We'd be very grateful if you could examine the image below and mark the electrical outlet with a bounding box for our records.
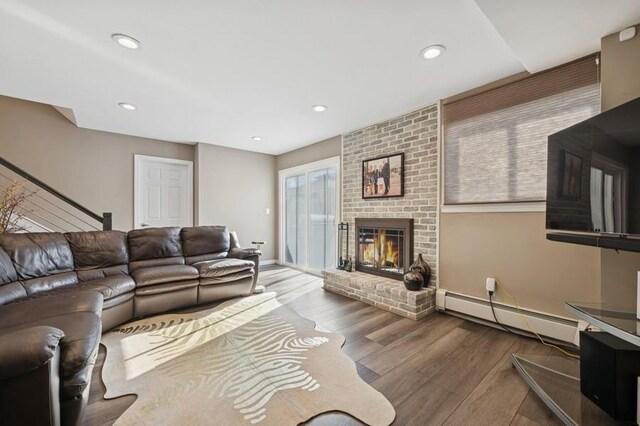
[486,277,496,295]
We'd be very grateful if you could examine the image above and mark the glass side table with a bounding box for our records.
[565,302,640,347]
[511,354,625,425]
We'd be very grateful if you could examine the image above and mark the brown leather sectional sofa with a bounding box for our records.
[0,226,261,426]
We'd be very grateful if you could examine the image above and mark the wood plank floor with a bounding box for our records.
[85,266,562,426]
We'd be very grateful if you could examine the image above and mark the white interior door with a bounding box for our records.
[134,155,193,229]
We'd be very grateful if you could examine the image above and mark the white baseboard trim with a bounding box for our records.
[438,290,578,344]
[260,259,277,266]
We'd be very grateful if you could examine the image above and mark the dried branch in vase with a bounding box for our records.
[0,180,38,233]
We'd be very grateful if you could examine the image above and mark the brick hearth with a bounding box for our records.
[323,269,435,320]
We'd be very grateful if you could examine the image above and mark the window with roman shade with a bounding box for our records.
[443,55,601,205]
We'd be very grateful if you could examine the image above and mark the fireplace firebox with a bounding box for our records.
[355,218,413,280]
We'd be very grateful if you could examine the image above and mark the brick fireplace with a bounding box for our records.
[342,103,439,286]
[355,218,413,280]
[322,103,438,320]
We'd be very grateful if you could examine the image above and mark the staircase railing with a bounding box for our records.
[0,156,112,232]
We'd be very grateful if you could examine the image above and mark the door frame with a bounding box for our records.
[134,154,194,229]
[278,156,341,273]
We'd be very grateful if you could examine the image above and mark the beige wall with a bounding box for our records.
[0,95,194,231]
[196,143,277,260]
[599,24,640,306]
[440,212,601,317]
[601,249,639,309]
[601,24,640,111]
[276,136,341,171]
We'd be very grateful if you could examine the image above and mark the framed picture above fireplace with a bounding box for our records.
[362,153,404,199]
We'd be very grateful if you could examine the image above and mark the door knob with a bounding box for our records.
[141,223,151,227]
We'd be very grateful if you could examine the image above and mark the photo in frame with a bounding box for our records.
[362,153,404,199]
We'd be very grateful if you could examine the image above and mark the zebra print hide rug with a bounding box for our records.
[101,292,396,425]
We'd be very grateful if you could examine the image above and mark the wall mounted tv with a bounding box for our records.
[546,96,640,238]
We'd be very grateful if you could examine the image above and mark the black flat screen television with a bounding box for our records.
[546,96,640,236]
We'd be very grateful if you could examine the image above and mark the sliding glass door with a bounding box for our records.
[285,174,306,265]
[281,157,340,273]
[308,167,337,270]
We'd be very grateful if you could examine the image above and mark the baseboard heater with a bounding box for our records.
[436,289,579,345]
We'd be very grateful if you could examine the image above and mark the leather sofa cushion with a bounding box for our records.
[185,252,227,265]
[229,231,241,249]
[79,275,135,300]
[76,264,129,282]
[128,227,182,261]
[65,230,129,270]
[0,246,17,284]
[0,282,27,305]
[0,232,74,279]
[194,258,254,278]
[102,292,134,309]
[0,248,24,305]
[135,280,199,296]
[181,226,230,257]
[21,271,78,296]
[131,264,199,287]
[0,291,103,330]
[129,256,184,273]
[200,270,254,286]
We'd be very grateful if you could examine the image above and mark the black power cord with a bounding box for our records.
[488,292,518,336]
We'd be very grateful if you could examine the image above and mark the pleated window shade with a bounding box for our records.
[443,55,601,205]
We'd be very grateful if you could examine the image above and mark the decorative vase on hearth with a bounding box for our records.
[410,253,431,287]
[345,257,353,272]
[403,270,424,291]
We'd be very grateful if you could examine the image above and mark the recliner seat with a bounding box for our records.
[181,226,256,303]
[128,227,199,317]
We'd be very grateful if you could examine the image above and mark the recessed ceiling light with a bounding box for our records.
[312,105,327,112]
[420,44,446,60]
[118,102,137,110]
[111,33,142,50]
[252,136,263,141]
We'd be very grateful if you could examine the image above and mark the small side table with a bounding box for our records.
[251,241,266,294]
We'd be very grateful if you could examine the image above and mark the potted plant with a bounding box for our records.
[0,180,37,233]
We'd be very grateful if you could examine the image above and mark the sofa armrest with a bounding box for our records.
[227,249,261,292]
[0,326,64,380]
[227,248,262,259]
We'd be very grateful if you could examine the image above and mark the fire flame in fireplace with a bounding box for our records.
[361,231,400,269]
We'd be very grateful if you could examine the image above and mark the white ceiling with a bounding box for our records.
[0,1,639,155]
[475,0,640,73]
